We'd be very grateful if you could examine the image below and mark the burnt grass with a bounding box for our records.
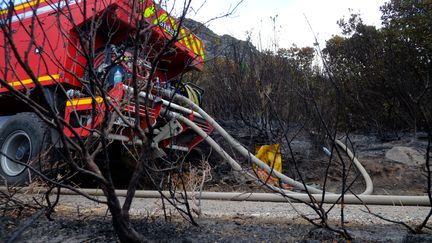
[3,215,432,242]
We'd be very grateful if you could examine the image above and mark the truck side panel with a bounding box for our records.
[0,0,205,92]
[0,0,73,92]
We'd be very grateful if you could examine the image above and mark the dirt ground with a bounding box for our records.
[208,126,430,196]
[291,132,429,196]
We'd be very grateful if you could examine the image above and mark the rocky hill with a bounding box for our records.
[183,18,256,59]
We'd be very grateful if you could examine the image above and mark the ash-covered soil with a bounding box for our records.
[3,215,432,243]
[2,193,432,242]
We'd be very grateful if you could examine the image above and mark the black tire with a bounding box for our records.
[0,112,50,185]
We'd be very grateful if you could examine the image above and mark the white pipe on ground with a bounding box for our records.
[162,91,374,195]
[0,187,429,206]
[168,111,319,194]
[335,139,374,195]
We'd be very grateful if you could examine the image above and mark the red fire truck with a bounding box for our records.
[0,0,212,184]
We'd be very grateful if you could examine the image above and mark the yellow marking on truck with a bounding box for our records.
[180,28,191,49]
[0,0,46,15]
[8,74,60,87]
[153,13,177,36]
[142,2,202,58]
[153,12,168,25]
[143,4,156,18]
[189,34,199,55]
[66,97,104,107]
[195,38,205,60]
[169,16,178,32]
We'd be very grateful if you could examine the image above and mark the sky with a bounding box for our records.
[168,0,389,50]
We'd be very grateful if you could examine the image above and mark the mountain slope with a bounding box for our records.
[183,18,256,58]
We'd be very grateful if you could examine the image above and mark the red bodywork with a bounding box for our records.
[0,0,212,153]
[0,0,204,92]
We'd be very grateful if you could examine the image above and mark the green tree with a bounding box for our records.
[380,0,432,131]
[323,2,432,131]
[381,0,432,64]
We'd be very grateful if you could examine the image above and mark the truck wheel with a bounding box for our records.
[0,112,50,185]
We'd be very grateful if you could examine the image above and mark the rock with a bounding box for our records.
[385,146,425,166]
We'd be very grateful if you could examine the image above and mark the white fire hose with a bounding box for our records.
[160,89,373,195]
[3,86,425,207]
[119,85,431,206]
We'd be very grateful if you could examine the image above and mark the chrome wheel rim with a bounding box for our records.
[1,131,31,176]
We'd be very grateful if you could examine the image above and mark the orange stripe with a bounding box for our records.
[0,0,46,15]
[7,74,60,87]
[66,97,104,107]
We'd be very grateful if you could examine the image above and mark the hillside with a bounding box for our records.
[183,18,256,58]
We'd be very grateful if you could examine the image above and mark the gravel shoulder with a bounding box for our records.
[54,195,431,226]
